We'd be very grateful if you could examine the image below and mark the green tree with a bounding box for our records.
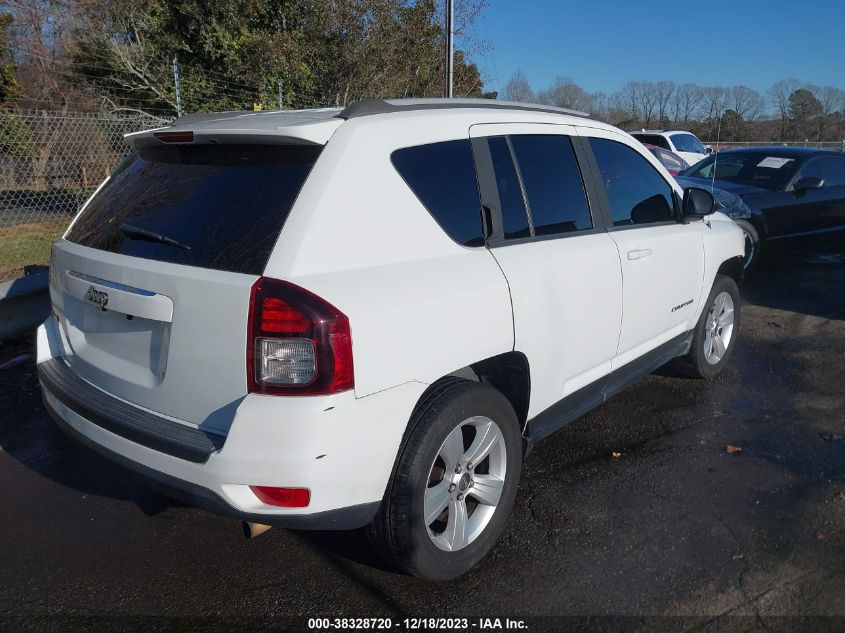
[0,12,20,105]
[787,88,823,139]
[70,0,488,116]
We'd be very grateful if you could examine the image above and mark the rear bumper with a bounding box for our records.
[42,395,378,530]
[37,316,426,530]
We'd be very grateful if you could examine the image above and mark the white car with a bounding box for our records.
[630,129,709,166]
[37,99,744,581]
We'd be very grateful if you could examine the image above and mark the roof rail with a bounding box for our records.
[337,98,591,120]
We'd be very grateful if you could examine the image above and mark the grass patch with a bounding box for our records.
[0,220,67,282]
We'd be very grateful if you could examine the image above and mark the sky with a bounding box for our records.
[467,0,845,96]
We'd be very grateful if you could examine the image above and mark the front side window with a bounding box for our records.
[509,135,592,235]
[589,138,676,226]
[794,156,845,188]
[392,140,484,247]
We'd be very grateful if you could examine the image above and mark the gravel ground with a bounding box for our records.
[0,250,843,632]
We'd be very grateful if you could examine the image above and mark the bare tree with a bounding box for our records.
[587,91,608,120]
[697,86,728,139]
[812,85,845,114]
[730,85,764,122]
[503,69,534,102]
[620,81,640,122]
[671,83,702,124]
[654,80,675,127]
[767,78,800,138]
[628,81,658,127]
[807,84,845,140]
[537,75,590,111]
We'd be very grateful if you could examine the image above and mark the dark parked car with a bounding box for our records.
[675,176,752,223]
[679,147,845,268]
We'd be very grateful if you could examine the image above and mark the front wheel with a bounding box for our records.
[368,380,522,581]
[671,275,741,379]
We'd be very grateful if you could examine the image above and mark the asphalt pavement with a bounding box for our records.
[0,250,843,632]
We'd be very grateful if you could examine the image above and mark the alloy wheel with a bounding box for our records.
[424,416,507,552]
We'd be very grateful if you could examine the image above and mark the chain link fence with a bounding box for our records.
[704,140,845,151]
[0,110,169,281]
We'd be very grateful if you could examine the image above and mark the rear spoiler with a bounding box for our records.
[124,110,343,149]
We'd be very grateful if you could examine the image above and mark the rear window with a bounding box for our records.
[632,134,671,150]
[391,140,484,247]
[66,143,321,275]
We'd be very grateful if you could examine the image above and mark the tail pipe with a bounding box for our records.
[242,521,272,539]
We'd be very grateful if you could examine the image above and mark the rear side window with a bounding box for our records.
[589,138,676,226]
[66,144,321,275]
[796,156,845,188]
[391,140,484,247]
[487,137,531,239]
[509,135,592,235]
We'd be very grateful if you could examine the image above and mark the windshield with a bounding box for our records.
[680,152,799,191]
[66,143,321,275]
[670,133,705,154]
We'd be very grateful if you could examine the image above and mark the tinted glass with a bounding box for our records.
[656,149,686,170]
[796,157,845,188]
[632,134,671,150]
[589,138,675,226]
[488,136,531,239]
[671,133,705,154]
[66,144,321,275]
[392,140,484,247]
[682,152,799,191]
[509,135,592,235]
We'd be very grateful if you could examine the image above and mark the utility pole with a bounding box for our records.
[172,55,184,117]
[444,0,454,98]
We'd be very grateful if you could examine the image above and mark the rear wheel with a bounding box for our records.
[369,380,521,581]
[671,275,741,379]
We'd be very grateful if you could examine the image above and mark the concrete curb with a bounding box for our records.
[0,268,50,340]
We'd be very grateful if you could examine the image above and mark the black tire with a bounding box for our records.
[671,275,741,379]
[368,379,522,581]
[735,220,761,270]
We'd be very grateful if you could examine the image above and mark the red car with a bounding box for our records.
[642,143,689,175]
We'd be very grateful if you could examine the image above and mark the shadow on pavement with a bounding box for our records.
[742,249,845,322]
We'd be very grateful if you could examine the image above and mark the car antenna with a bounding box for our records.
[711,75,728,192]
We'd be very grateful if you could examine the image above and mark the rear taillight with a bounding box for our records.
[247,277,353,396]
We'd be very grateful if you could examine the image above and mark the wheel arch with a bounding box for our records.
[410,351,531,436]
[717,255,744,288]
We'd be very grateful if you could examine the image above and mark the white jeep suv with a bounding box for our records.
[37,99,744,581]
[630,129,709,166]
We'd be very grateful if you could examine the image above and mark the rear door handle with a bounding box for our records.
[627,248,653,261]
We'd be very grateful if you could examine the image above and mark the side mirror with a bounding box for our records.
[682,187,716,218]
[793,176,823,192]
[706,147,713,154]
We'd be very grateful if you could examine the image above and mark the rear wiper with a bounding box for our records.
[119,223,191,251]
